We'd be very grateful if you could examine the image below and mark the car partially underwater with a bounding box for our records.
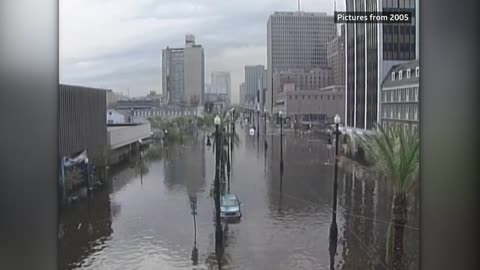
[220,193,242,222]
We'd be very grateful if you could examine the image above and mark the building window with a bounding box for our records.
[406,69,411,78]
[404,124,409,131]
[415,67,419,77]
[391,72,396,81]
[415,88,419,101]
[399,70,403,80]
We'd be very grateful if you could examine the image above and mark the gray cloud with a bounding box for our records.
[60,0,337,101]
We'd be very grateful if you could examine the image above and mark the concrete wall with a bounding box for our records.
[59,84,107,158]
[107,123,152,150]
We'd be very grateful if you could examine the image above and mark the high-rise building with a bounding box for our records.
[327,24,345,86]
[162,47,184,105]
[245,65,266,108]
[211,71,231,107]
[344,0,417,130]
[162,34,204,106]
[183,34,205,106]
[267,11,337,113]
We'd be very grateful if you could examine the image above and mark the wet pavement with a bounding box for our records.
[59,124,419,270]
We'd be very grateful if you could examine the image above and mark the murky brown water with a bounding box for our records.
[58,125,419,270]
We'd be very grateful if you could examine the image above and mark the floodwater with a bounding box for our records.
[59,124,419,270]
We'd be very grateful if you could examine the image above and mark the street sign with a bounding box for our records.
[249,128,255,136]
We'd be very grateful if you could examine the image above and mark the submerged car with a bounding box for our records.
[220,194,242,220]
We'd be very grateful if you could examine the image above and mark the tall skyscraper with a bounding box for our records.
[267,11,337,113]
[245,65,266,107]
[162,34,204,106]
[162,47,184,105]
[183,34,205,106]
[211,71,231,107]
[344,0,417,130]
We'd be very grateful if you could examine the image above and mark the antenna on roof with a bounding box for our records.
[334,0,337,13]
[297,0,301,12]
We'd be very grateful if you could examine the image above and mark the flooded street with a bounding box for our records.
[59,125,419,270]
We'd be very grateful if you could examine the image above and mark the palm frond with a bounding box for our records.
[355,124,419,195]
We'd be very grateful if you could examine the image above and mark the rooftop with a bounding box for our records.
[382,60,419,88]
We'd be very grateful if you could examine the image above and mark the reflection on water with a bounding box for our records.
[59,127,419,270]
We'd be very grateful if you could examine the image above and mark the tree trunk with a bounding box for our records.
[388,192,408,270]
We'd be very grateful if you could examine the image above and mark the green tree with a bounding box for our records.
[355,125,419,270]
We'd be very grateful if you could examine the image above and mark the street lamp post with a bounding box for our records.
[279,111,284,173]
[257,106,260,140]
[213,115,223,252]
[164,129,168,147]
[225,112,231,191]
[329,114,341,270]
[333,114,341,213]
[231,109,235,155]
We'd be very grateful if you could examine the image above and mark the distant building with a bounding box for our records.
[272,68,332,113]
[162,35,204,107]
[147,90,164,103]
[107,109,127,124]
[183,34,205,106]
[239,82,246,106]
[244,65,266,108]
[162,47,184,105]
[210,71,231,107]
[112,99,195,121]
[380,60,419,133]
[106,89,127,108]
[282,85,345,125]
[59,84,107,159]
[327,24,345,86]
[267,11,336,113]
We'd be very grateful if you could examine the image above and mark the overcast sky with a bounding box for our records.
[60,0,344,102]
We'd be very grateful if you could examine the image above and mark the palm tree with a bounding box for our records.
[355,124,419,270]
